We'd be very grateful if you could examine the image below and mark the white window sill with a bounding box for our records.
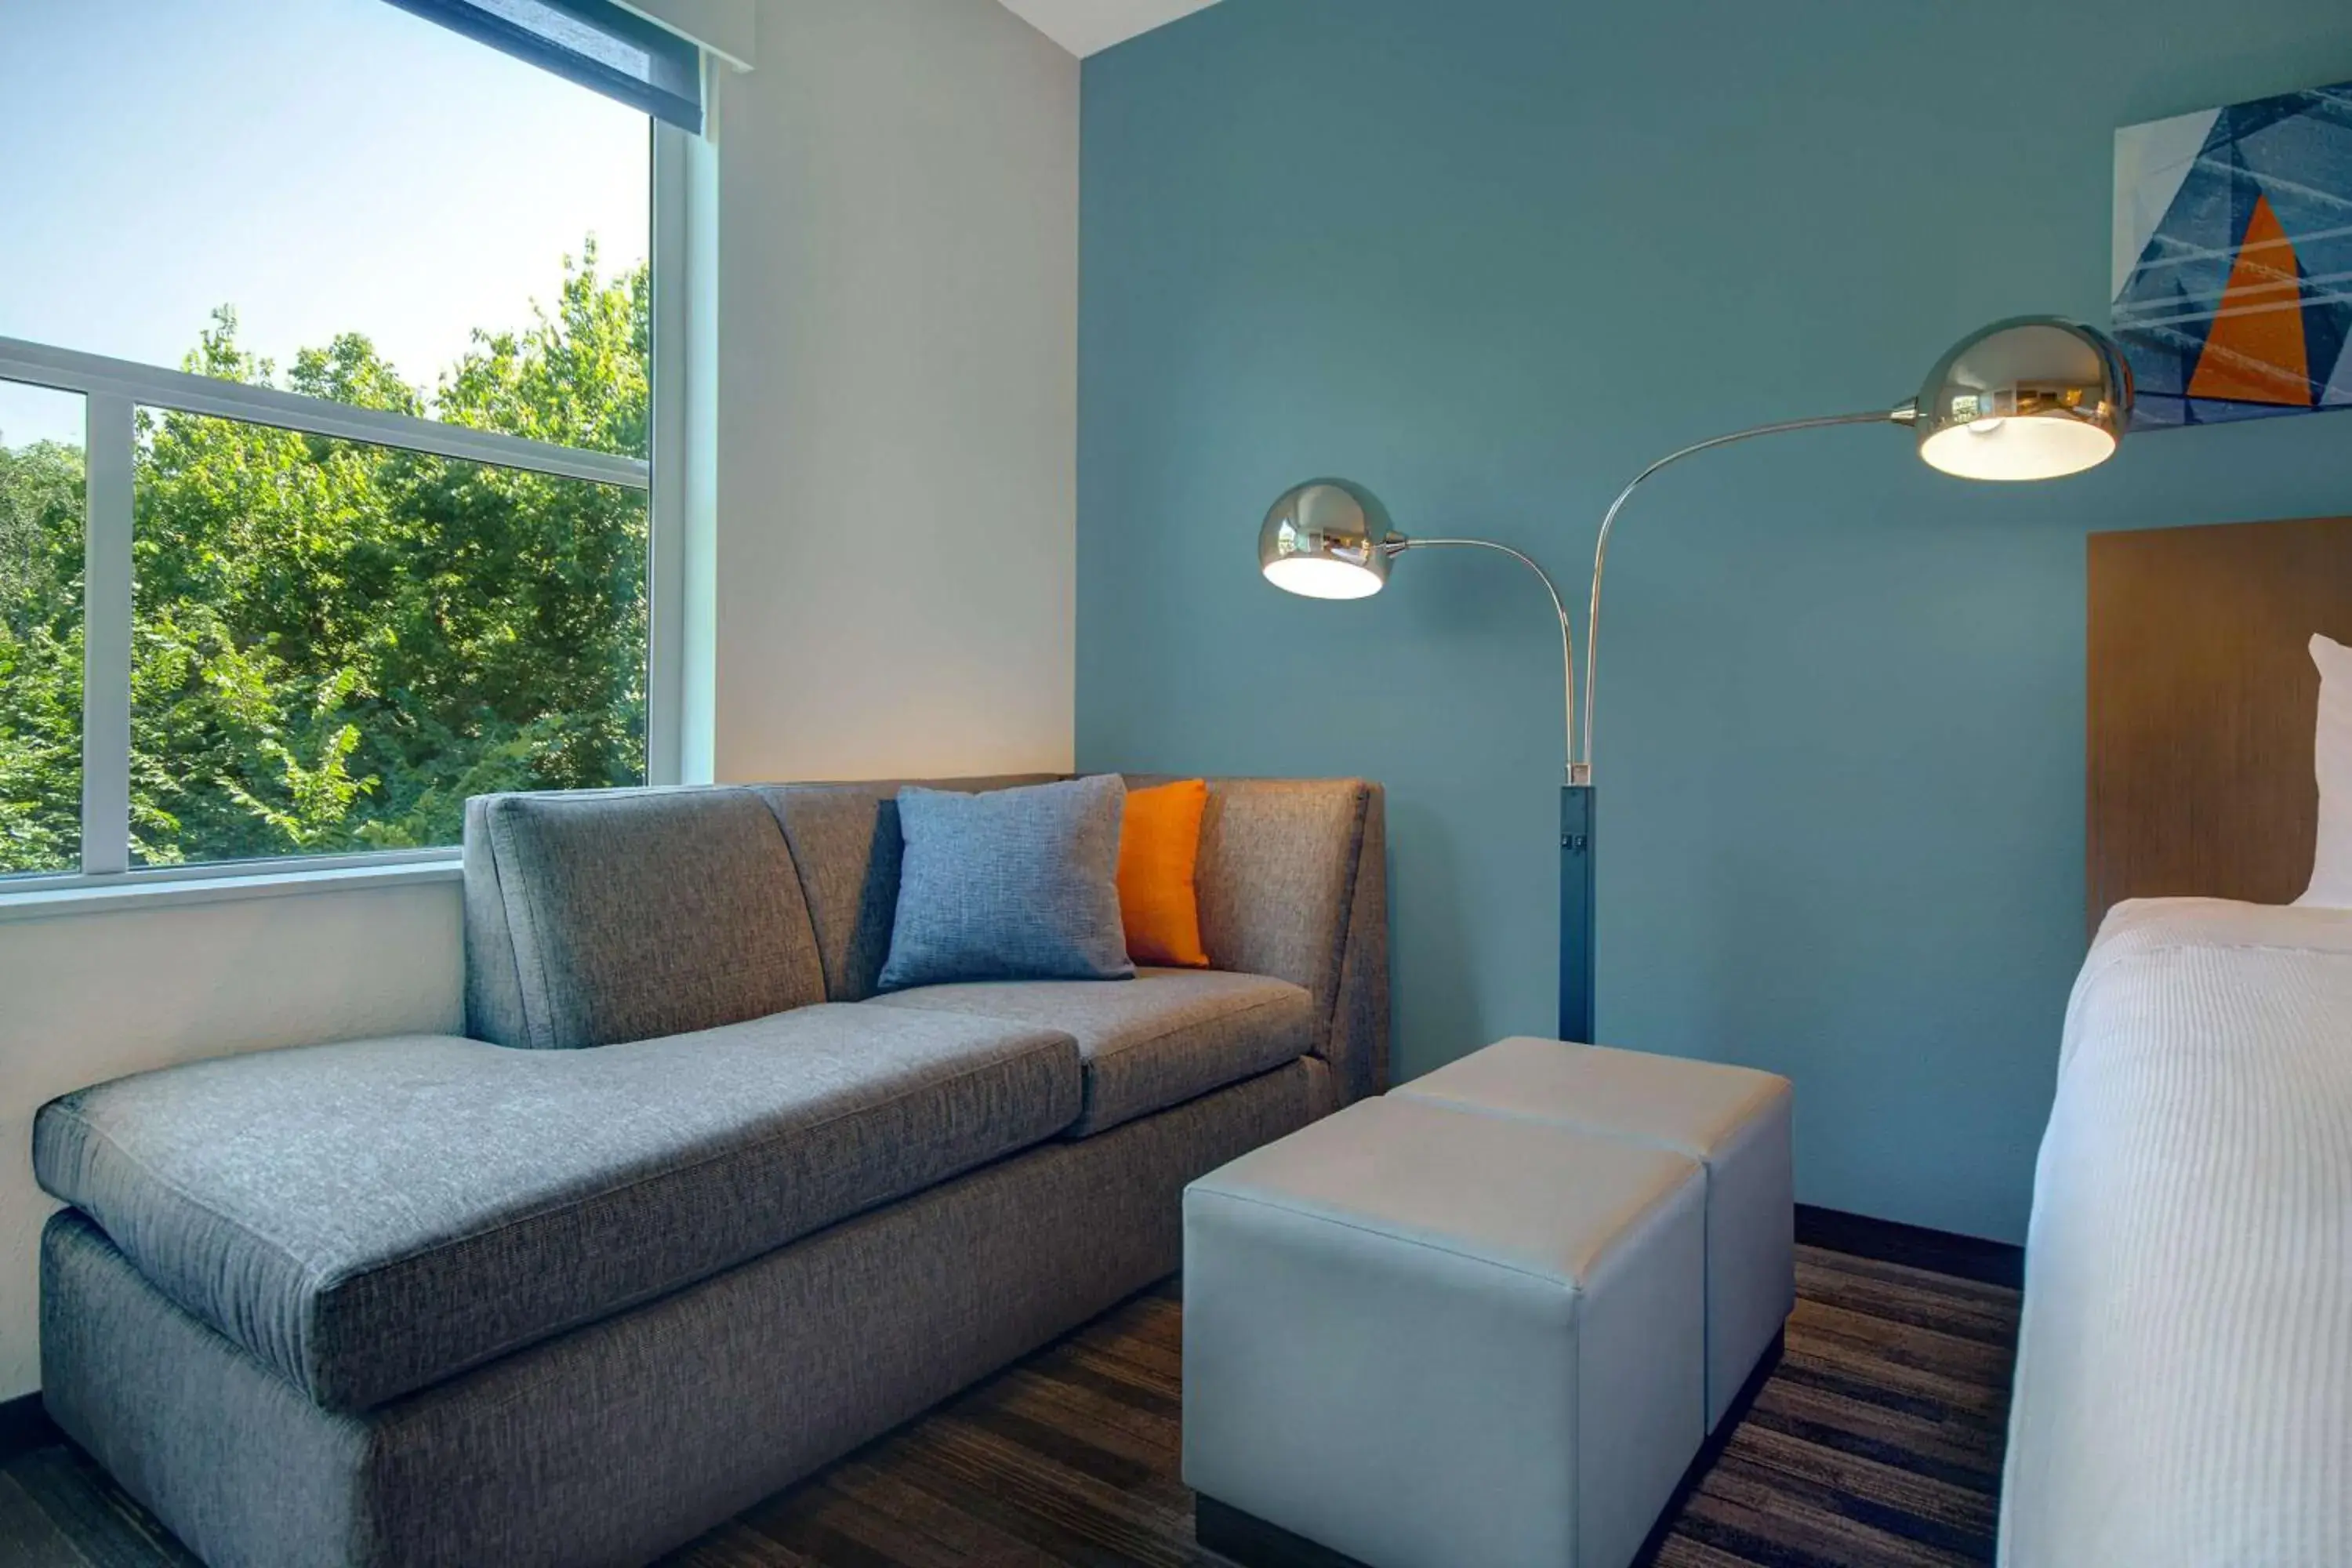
[0,857,463,923]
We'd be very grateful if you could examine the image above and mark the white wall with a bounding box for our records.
[710,0,1079,782]
[0,884,463,1397]
[0,0,1081,1403]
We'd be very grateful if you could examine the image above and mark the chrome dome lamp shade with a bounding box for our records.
[1258,479,1396,600]
[1906,316,2132,481]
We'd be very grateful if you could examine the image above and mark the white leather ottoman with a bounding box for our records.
[1398,1036,1794,1431]
[1182,1095,1706,1568]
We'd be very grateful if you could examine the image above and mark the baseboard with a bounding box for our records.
[0,1391,60,1463]
[1795,1203,2024,1290]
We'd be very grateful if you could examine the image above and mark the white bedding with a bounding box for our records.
[2001,898,2352,1566]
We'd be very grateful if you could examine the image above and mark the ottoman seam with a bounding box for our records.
[1189,1187,1582,1290]
[1391,1092,1720,1162]
[1392,1087,1784,1160]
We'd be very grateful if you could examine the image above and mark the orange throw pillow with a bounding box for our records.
[1117,779,1211,968]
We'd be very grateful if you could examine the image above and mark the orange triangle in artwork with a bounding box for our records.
[2187,192,2312,406]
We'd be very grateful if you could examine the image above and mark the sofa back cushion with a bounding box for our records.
[464,788,826,1050]
[755,775,1062,1001]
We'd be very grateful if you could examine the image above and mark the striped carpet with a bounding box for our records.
[1,1243,2019,1566]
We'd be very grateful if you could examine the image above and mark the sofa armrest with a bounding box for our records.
[1190,779,1390,1107]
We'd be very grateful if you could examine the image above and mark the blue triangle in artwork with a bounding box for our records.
[2324,335,2352,408]
[2306,285,2351,410]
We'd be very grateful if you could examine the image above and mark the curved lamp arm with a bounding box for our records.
[1576,406,1910,783]
[1386,535,1579,783]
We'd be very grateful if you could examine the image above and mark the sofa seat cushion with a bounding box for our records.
[33,1007,1082,1414]
[865,968,1310,1136]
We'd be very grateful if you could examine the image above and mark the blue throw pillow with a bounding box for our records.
[877,775,1135,989]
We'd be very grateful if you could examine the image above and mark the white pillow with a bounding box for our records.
[2300,632,2352,908]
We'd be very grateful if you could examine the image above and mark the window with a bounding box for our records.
[0,0,690,884]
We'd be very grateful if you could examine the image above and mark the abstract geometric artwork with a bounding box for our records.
[2113,82,2352,429]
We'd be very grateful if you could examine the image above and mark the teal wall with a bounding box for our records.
[1076,0,2352,1242]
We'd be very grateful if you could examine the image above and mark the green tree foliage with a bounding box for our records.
[0,439,85,872]
[0,246,648,875]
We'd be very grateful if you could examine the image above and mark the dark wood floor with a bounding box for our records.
[1,1243,2019,1567]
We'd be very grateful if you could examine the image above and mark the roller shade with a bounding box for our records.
[384,0,702,132]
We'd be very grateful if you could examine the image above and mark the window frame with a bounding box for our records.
[0,122,691,903]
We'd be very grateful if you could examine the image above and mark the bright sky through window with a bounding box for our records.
[0,0,651,447]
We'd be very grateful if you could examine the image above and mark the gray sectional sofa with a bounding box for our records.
[34,774,1388,1568]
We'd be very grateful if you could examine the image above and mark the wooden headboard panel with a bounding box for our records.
[2086,515,2352,931]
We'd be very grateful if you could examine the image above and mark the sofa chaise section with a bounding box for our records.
[34,1007,1081,1412]
[45,1062,1319,1568]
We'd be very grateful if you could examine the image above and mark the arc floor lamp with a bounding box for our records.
[1258,315,2134,1043]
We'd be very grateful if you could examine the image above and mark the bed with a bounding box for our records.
[1999,516,2352,1566]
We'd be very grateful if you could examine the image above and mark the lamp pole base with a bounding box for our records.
[1560,782,1596,1043]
